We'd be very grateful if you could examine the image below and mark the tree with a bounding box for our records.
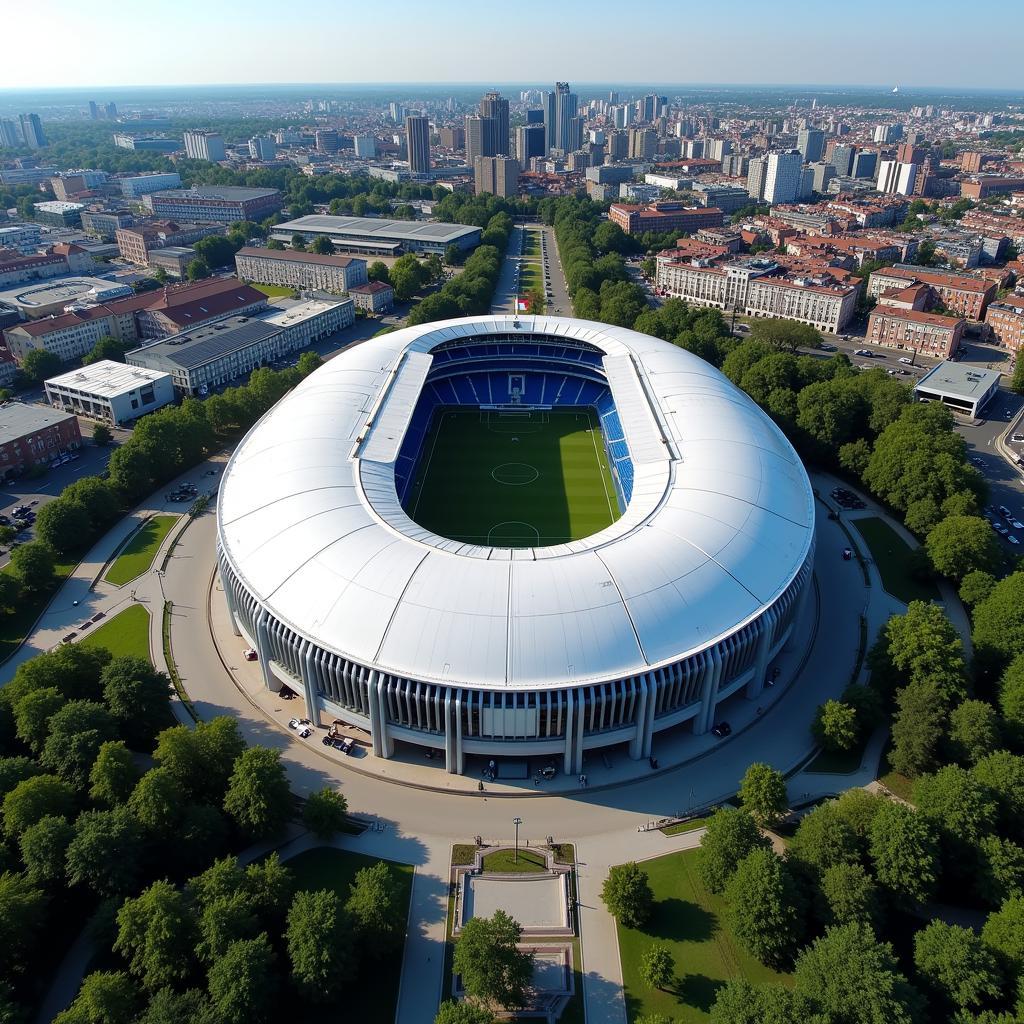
[114,880,197,991]
[949,700,1000,766]
[206,933,277,1024]
[833,788,888,847]
[8,541,54,593]
[34,499,91,555]
[13,686,63,754]
[913,765,999,847]
[709,980,810,1024]
[443,243,461,266]
[2,774,74,837]
[1012,358,1024,396]
[0,756,41,801]
[128,768,186,837]
[223,746,292,840]
[435,1001,494,1024]
[21,349,63,383]
[788,802,859,876]
[309,234,335,255]
[301,787,348,838]
[185,258,210,282]
[0,572,18,612]
[914,921,1003,1014]
[812,700,860,753]
[92,423,113,446]
[961,570,996,608]
[286,890,355,1001]
[739,762,788,827]
[101,656,172,750]
[65,809,143,896]
[52,972,140,1024]
[154,716,245,801]
[345,860,405,954]
[749,318,822,352]
[265,238,284,251]
[41,699,116,788]
[972,751,1024,844]
[926,515,1003,581]
[296,351,322,378]
[725,849,803,967]
[640,945,675,990]
[452,910,534,1010]
[134,988,210,1024]
[290,233,306,251]
[600,862,653,927]
[974,571,1024,677]
[889,679,951,778]
[368,260,391,283]
[977,835,1024,908]
[19,813,73,884]
[89,741,138,805]
[697,807,770,893]
[819,862,881,929]
[82,336,130,365]
[794,924,922,1024]
[869,801,940,903]
[0,870,48,969]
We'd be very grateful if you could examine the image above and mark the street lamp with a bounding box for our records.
[513,816,523,864]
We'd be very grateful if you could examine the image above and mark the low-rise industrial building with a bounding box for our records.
[914,362,1000,418]
[234,246,368,293]
[348,280,395,313]
[866,308,966,359]
[271,215,481,256]
[126,298,354,395]
[0,404,82,481]
[44,360,175,425]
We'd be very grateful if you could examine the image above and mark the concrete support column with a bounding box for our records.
[563,690,575,776]
[376,675,394,757]
[747,607,777,700]
[573,687,586,776]
[642,671,658,758]
[629,676,649,760]
[454,690,464,775]
[367,670,385,758]
[220,567,241,637]
[695,647,724,736]
[443,688,456,774]
[299,640,319,718]
[785,567,814,653]
[254,610,275,691]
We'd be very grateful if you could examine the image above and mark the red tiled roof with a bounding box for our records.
[236,246,359,268]
[870,308,965,329]
[349,281,393,294]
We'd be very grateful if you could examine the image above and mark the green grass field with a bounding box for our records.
[104,515,178,586]
[405,408,620,546]
[250,283,298,298]
[617,849,791,1022]
[82,604,151,661]
[480,848,548,873]
[852,516,939,605]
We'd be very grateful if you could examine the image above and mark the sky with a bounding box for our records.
[3,0,1023,91]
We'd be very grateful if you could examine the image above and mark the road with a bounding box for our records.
[490,224,571,317]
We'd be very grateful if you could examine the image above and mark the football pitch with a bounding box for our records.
[405,408,621,546]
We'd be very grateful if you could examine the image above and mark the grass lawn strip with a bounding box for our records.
[480,848,548,873]
[250,283,298,298]
[81,604,151,661]
[616,849,791,1022]
[286,847,413,1024]
[660,816,711,836]
[851,516,939,605]
[104,515,178,586]
[0,555,78,663]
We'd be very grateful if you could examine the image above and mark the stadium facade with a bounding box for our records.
[216,316,815,774]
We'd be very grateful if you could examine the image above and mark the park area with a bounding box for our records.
[405,408,619,546]
[104,515,178,586]
[852,516,938,605]
[616,849,790,1022]
[82,604,151,660]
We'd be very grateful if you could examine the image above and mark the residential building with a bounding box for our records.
[809,161,836,193]
[50,170,107,200]
[116,221,223,265]
[44,360,175,425]
[0,166,58,186]
[873,123,903,144]
[960,177,1024,200]
[437,127,463,151]
[348,280,394,313]
[851,150,878,180]
[985,294,1024,352]
[131,277,268,338]
[479,92,510,156]
[143,186,283,224]
[0,405,80,482]
[465,115,496,168]
[405,115,431,173]
[474,156,519,198]
[118,172,182,197]
[353,135,377,158]
[866,308,965,359]
[235,246,368,293]
[914,361,1000,418]
[248,136,276,161]
[867,265,996,321]
[0,224,41,253]
[609,202,724,236]
[797,128,824,163]
[79,209,134,241]
[33,201,84,227]
[763,151,803,205]
[147,247,195,278]
[183,130,225,162]
[829,144,855,177]
[271,215,481,255]
[628,129,657,160]
[0,119,19,148]
[18,114,47,149]
[876,160,918,196]
[4,306,131,363]
[691,183,750,213]
[746,157,767,200]
[126,299,355,395]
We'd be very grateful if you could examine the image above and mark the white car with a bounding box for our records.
[1011,519,1024,531]
[288,717,313,738]
[1010,535,1020,546]
[898,357,913,364]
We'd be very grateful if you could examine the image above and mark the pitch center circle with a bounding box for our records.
[492,463,539,486]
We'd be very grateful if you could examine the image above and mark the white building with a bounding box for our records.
[119,172,182,198]
[644,173,693,191]
[234,246,368,293]
[183,130,225,162]
[876,160,918,196]
[248,136,276,161]
[353,135,376,158]
[44,360,175,426]
[0,224,42,254]
[762,151,803,205]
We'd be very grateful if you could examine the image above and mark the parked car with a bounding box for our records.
[243,648,258,662]
[1011,433,1024,443]
[288,718,312,739]
[1011,519,1024,531]
[999,505,1012,517]
[61,632,77,644]
[1010,536,1021,546]
[898,357,913,365]
[711,721,732,738]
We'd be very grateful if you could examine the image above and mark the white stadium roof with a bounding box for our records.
[217,316,815,691]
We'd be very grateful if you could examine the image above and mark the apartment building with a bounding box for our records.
[348,281,394,313]
[866,308,966,359]
[866,265,996,321]
[143,186,282,224]
[609,201,724,235]
[183,131,225,162]
[474,156,519,197]
[234,246,368,293]
[0,405,81,482]
[116,221,223,265]
[984,294,1024,353]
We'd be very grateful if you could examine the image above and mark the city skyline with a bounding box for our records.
[5,0,1024,91]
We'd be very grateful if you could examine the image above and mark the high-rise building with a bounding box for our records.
[628,128,657,160]
[706,138,733,161]
[248,136,276,161]
[314,129,340,155]
[829,144,855,177]
[479,92,510,156]
[763,151,803,204]
[797,128,824,163]
[873,123,903,144]
[545,82,578,155]
[405,115,431,173]
[105,102,118,120]
[640,93,659,121]
[612,104,631,130]
[515,124,546,163]
[19,114,47,149]
[851,151,878,180]
[465,115,498,168]
[746,156,767,200]
[438,126,465,150]
[608,130,628,161]
[474,156,519,198]
[876,160,918,196]
[88,101,99,120]
[353,135,377,158]
[0,119,19,148]
[809,161,836,193]
[526,108,544,124]
[389,102,405,123]
[183,130,225,162]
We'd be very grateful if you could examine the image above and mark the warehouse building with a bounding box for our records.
[271,215,481,256]
[914,362,1000,418]
[44,360,175,426]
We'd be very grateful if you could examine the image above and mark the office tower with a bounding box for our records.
[746,156,767,200]
[873,123,903,144]
[465,115,497,168]
[526,108,544,124]
[608,91,619,104]
[829,143,855,177]
[589,129,606,146]
[799,167,815,200]
[19,114,47,149]
[247,136,276,161]
[706,138,733,161]
[797,127,824,163]
[474,155,519,198]
[389,102,405,123]
[516,124,546,163]
[545,82,578,155]
[608,130,628,161]
[876,160,918,195]
[89,101,99,120]
[809,161,836,192]
[851,151,878,180]
[568,116,584,153]
[438,126,464,150]
[640,94,659,121]
[314,129,340,155]
[184,130,225,161]
[105,102,118,119]
[479,91,510,156]
[0,119,19,148]
[762,151,803,204]
[405,115,431,173]
[628,128,657,160]
[354,135,377,158]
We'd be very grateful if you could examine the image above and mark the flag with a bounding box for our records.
[516,297,529,312]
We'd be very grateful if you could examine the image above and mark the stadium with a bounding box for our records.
[216,315,815,775]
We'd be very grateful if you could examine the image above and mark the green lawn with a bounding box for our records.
[81,604,151,661]
[286,847,413,1024]
[251,283,298,298]
[661,816,712,836]
[405,408,619,547]
[522,231,542,258]
[481,848,548,873]
[852,517,939,605]
[617,849,791,1023]
[104,515,178,586]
